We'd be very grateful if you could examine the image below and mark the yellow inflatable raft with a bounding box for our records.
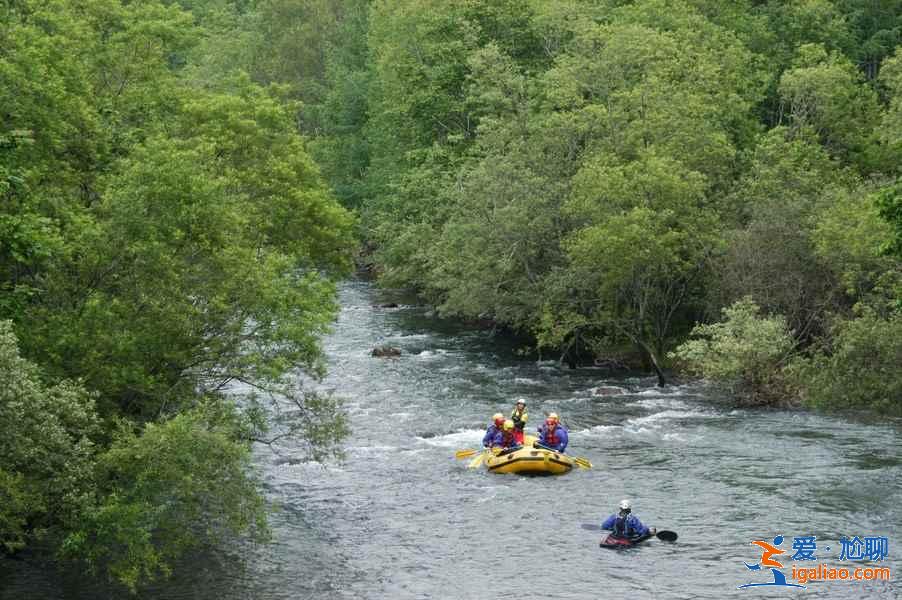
[484,436,574,475]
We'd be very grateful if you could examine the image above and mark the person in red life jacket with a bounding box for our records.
[510,399,528,444]
[497,420,522,454]
[482,413,505,448]
[535,412,568,453]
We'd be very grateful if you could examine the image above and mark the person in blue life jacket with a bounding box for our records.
[535,412,568,453]
[482,413,505,448]
[602,499,654,539]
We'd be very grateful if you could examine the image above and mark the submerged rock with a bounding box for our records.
[592,385,629,396]
[372,345,401,358]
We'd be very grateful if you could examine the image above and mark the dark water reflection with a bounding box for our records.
[2,280,900,599]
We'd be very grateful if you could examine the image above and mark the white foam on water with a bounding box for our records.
[558,395,590,404]
[416,429,483,447]
[635,398,691,410]
[625,409,713,427]
[636,382,703,397]
[573,424,621,437]
[514,377,542,385]
[350,444,398,455]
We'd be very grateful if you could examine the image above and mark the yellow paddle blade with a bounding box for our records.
[467,450,488,469]
[572,456,593,469]
[455,448,479,459]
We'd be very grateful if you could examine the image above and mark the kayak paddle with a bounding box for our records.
[581,524,678,542]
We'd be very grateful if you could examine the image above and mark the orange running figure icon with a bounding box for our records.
[750,539,785,568]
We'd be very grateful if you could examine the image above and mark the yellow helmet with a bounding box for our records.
[548,412,559,421]
[503,419,514,431]
[492,413,504,425]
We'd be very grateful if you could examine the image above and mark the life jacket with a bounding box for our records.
[545,424,559,446]
[511,408,526,430]
[501,430,517,447]
[613,516,627,538]
[612,513,637,538]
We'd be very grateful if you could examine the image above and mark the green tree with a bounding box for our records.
[63,408,267,592]
[0,321,99,553]
[778,44,881,166]
[814,183,902,312]
[878,50,902,173]
[835,0,902,80]
[877,182,902,260]
[22,82,354,420]
[553,152,720,380]
[714,129,847,340]
[1,0,356,588]
[791,310,902,414]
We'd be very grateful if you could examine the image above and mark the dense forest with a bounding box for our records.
[1,0,901,592]
[325,0,902,411]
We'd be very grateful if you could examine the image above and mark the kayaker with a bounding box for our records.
[602,499,653,539]
[536,412,568,453]
[498,420,522,452]
[482,413,505,448]
[510,398,528,444]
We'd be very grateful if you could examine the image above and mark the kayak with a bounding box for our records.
[599,532,653,549]
[484,436,574,475]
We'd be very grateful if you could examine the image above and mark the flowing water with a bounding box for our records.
[2,279,901,599]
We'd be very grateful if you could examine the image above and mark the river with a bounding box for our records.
[2,279,900,599]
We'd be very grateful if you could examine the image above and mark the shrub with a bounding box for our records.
[670,298,795,403]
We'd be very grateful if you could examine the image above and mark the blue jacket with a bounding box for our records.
[602,513,649,539]
[537,423,568,452]
[482,425,502,447]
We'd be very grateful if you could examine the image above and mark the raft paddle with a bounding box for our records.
[455,448,481,459]
[533,441,593,469]
[467,451,487,468]
[457,446,505,460]
[467,448,501,468]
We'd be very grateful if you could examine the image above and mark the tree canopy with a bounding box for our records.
[1,0,354,588]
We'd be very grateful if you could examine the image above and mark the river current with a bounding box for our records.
[2,279,900,599]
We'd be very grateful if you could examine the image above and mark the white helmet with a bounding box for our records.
[516,398,526,405]
[619,499,631,511]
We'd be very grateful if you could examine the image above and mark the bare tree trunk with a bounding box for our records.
[637,339,666,387]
